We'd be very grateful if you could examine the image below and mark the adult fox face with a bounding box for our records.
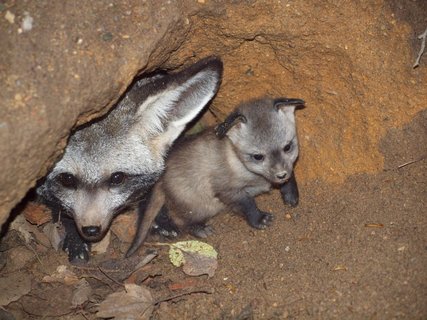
[37,57,223,261]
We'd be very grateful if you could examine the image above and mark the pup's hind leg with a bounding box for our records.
[189,223,214,238]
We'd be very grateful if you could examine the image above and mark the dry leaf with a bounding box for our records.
[42,222,66,250]
[23,202,51,226]
[168,240,218,277]
[42,265,80,285]
[11,214,53,248]
[110,213,136,243]
[10,214,34,244]
[97,284,154,320]
[72,279,92,307]
[0,272,32,306]
[182,251,218,277]
[20,284,74,317]
[91,230,111,254]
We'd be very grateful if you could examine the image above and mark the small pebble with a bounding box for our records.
[102,32,113,42]
[21,12,33,32]
[5,10,14,24]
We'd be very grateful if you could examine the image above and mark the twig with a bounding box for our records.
[98,266,124,287]
[154,287,214,305]
[80,274,114,291]
[125,251,158,281]
[413,26,427,68]
[134,250,158,270]
[383,155,426,171]
[397,156,426,169]
[24,242,44,267]
[72,265,122,272]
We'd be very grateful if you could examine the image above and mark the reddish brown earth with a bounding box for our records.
[0,109,425,320]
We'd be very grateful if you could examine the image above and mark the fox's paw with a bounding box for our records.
[283,191,299,207]
[190,224,214,238]
[63,235,90,264]
[249,211,274,229]
[152,223,179,238]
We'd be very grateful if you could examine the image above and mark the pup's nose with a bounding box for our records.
[82,226,101,237]
[276,172,288,180]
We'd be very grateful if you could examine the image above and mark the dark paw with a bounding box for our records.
[190,224,214,238]
[283,192,299,207]
[152,223,179,238]
[63,236,90,264]
[152,206,179,238]
[249,212,274,229]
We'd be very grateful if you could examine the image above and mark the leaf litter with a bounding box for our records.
[1,222,219,318]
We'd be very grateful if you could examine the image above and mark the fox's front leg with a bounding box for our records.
[51,209,90,264]
[231,193,274,229]
[280,173,299,207]
[61,217,90,263]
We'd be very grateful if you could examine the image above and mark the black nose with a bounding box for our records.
[82,226,101,237]
[276,172,288,180]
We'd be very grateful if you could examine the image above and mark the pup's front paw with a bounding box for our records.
[249,211,274,229]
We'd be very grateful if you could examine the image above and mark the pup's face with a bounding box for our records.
[227,99,299,184]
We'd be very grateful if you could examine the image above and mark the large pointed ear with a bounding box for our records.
[214,110,247,139]
[132,56,223,150]
[274,98,305,119]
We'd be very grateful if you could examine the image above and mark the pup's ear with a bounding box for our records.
[274,98,305,120]
[274,98,305,110]
[214,111,247,139]
[133,56,223,149]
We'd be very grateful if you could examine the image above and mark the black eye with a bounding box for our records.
[57,173,77,189]
[283,143,292,152]
[109,172,126,186]
[252,154,265,161]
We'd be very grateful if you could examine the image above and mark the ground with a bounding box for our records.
[0,111,425,319]
[1,0,426,319]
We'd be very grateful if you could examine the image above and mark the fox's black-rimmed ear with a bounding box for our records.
[274,98,305,110]
[133,56,223,150]
[215,111,247,139]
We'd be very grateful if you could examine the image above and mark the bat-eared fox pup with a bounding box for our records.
[127,97,305,257]
[37,57,223,263]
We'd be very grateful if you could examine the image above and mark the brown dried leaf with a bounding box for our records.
[23,202,51,226]
[0,272,32,306]
[20,284,74,317]
[42,265,80,285]
[10,214,34,244]
[182,251,218,278]
[91,230,111,255]
[97,284,154,320]
[110,213,136,243]
[72,279,92,307]
[42,222,66,250]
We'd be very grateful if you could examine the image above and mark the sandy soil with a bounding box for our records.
[0,111,425,319]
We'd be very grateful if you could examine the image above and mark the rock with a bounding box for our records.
[0,1,203,227]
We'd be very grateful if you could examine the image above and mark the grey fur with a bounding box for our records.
[127,97,304,257]
[37,57,223,261]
